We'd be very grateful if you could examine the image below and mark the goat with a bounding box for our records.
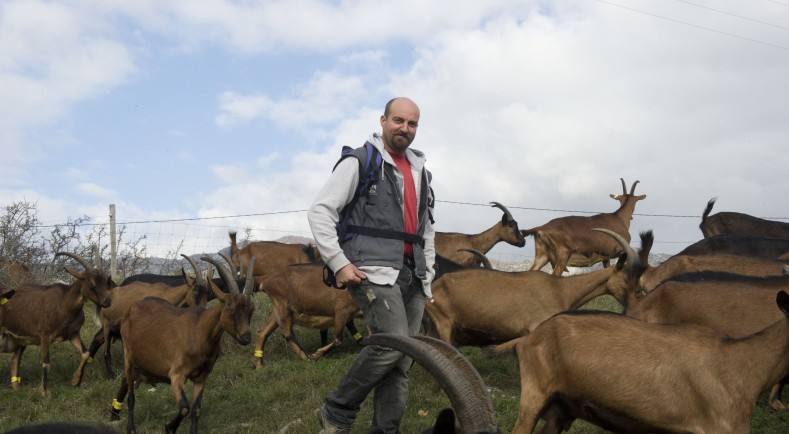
[522,178,646,275]
[0,252,112,393]
[364,334,501,434]
[425,228,641,347]
[434,202,525,267]
[0,258,33,287]
[639,252,789,293]
[228,231,319,277]
[676,234,789,259]
[253,262,364,367]
[87,254,210,378]
[495,290,789,433]
[700,197,789,239]
[108,255,256,434]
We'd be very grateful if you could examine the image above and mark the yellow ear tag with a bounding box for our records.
[0,298,7,305]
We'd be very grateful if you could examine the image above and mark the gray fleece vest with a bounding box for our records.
[339,147,433,280]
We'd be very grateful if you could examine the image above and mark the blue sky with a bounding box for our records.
[2,0,789,260]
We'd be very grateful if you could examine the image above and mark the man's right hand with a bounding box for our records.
[336,263,366,287]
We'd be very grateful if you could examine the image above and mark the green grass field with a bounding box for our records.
[1,294,788,433]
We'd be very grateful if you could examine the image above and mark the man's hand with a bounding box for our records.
[336,263,366,287]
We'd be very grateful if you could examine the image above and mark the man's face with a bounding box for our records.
[380,99,420,155]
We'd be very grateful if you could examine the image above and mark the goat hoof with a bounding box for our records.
[769,399,786,412]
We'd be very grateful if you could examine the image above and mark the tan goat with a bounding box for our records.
[425,228,640,347]
[496,290,789,433]
[228,231,319,277]
[522,178,645,275]
[0,252,112,393]
[86,254,209,378]
[253,262,363,367]
[108,255,256,434]
[435,202,525,267]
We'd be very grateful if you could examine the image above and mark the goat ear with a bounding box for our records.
[615,254,627,270]
[209,279,228,303]
[64,267,86,280]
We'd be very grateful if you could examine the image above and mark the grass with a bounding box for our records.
[1,294,788,433]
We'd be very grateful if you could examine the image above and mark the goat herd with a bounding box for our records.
[2,178,789,433]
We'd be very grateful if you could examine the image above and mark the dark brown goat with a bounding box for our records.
[676,234,789,259]
[496,291,789,433]
[522,178,645,275]
[109,256,255,434]
[87,255,209,378]
[0,252,112,393]
[253,263,363,366]
[700,197,789,239]
[425,228,640,347]
[435,202,525,267]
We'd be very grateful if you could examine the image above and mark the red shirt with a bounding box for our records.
[389,153,417,257]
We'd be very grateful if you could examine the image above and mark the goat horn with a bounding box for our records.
[363,334,499,433]
[55,252,94,272]
[93,245,102,269]
[591,228,637,264]
[413,335,498,423]
[181,254,205,287]
[218,252,234,270]
[620,178,627,195]
[201,255,239,295]
[489,201,513,222]
[629,180,640,195]
[457,248,493,269]
[243,256,255,295]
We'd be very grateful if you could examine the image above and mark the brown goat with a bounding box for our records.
[108,255,255,434]
[522,178,645,275]
[435,202,525,267]
[87,254,209,378]
[639,252,789,293]
[253,262,363,367]
[425,228,640,347]
[0,258,33,288]
[228,231,319,277]
[496,290,789,433]
[700,197,789,239]
[0,252,112,393]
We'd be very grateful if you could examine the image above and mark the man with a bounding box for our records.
[308,97,436,434]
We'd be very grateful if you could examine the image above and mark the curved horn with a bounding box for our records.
[201,255,239,295]
[362,334,499,433]
[591,228,637,264]
[489,201,514,223]
[55,252,94,272]
[243,256,255,295]
[629,180,640,195]
[620,178,627,195]
[457,248,493,269]
[218,252,234,270]
[181,254,205,287]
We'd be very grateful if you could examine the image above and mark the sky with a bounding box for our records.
[2,0,788,262]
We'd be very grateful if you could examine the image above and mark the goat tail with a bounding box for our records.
[520,228,539,238]
[701,197,717,221]
[485,335,527,358]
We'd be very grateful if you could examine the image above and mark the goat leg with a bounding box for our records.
[39,339,51,395]
[10,346,25,390]
[70,335,89,387]
[769,379,788,411]
[109,377,129,421]
[253,315,280,368]
[189,383,205,434]
[87,328,104,365]
[165,385,190,433]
